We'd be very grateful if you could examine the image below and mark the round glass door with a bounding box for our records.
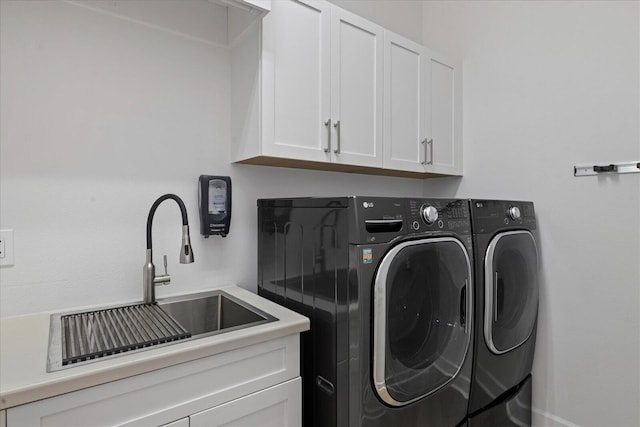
[484,231,538,354]
[372,237,472,406]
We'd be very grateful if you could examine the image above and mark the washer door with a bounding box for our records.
[484,230,538,354]
[373,237,472,406]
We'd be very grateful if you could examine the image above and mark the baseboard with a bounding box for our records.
[532,407,581,427]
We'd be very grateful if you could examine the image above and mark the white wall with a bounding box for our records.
[3,2,639,425]
[422,2,640,426]
[0,0,424,317]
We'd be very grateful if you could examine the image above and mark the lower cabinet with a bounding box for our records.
[190,378,300,427]
[159,379,300,427]
[7,334,301,427]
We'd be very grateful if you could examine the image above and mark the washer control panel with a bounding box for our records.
[421,205,439,225]
[507,206,521,221]
[353,197,472,243]
[408,199,470,234]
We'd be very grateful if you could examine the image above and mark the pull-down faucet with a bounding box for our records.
[143,194,194,304]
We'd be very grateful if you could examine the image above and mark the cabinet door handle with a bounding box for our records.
[426,138,434,165]
[324,119,331,153]
[333,120,341,154]
[420,138,428,165]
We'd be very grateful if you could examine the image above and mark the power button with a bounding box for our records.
[412,221,420,230]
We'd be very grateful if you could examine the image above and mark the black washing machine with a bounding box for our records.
[258,197,474,427]
[467,200,539,426]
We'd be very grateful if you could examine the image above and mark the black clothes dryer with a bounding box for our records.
[467,200,539,425]
[258,197,474,427]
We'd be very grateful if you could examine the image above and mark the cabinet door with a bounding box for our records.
[261,0,332,162]
[190,378,301,427]
[383,31,426,173]
[330,7,383,168]
[425,49,462,175]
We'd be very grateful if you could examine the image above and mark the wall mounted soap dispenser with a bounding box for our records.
[198,175,231,238]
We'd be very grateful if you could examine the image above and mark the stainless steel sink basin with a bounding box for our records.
[47,290,277,372]
[157,291,276,338]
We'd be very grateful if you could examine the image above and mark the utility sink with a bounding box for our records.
[157,291,276,337]
[47,290,277,372]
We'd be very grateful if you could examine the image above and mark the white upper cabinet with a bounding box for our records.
[383,31,426,173]
[383,31,462,176]
[231,0,462,177]
[234,0,383,168]
[425,49,462,175]
[260,0,331,163]
[329,7,383,168]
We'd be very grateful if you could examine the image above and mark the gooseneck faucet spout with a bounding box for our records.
[143,194,194,304]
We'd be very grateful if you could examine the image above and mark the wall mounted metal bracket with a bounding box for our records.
[574,161,640,177]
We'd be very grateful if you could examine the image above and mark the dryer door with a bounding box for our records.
[373,237,473,406]
[484,230,538,354]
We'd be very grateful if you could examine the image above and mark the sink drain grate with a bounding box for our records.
[60,303,191,365]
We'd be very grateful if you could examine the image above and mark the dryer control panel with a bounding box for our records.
[471,200,537,234]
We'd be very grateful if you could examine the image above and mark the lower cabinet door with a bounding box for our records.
[190,378,301,427]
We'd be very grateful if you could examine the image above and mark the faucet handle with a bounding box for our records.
[153,255,171,286]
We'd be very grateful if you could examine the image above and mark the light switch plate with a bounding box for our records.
[0,229,14,267]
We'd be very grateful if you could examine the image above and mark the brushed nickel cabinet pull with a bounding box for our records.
[421,138,428,165]
[426,138,434,165]
[324,119,331,153]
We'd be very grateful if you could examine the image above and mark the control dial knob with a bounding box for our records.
[421,205,439,225]
[507,206,521,221]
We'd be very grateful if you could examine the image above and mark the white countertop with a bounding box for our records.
[0,285,309,410]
